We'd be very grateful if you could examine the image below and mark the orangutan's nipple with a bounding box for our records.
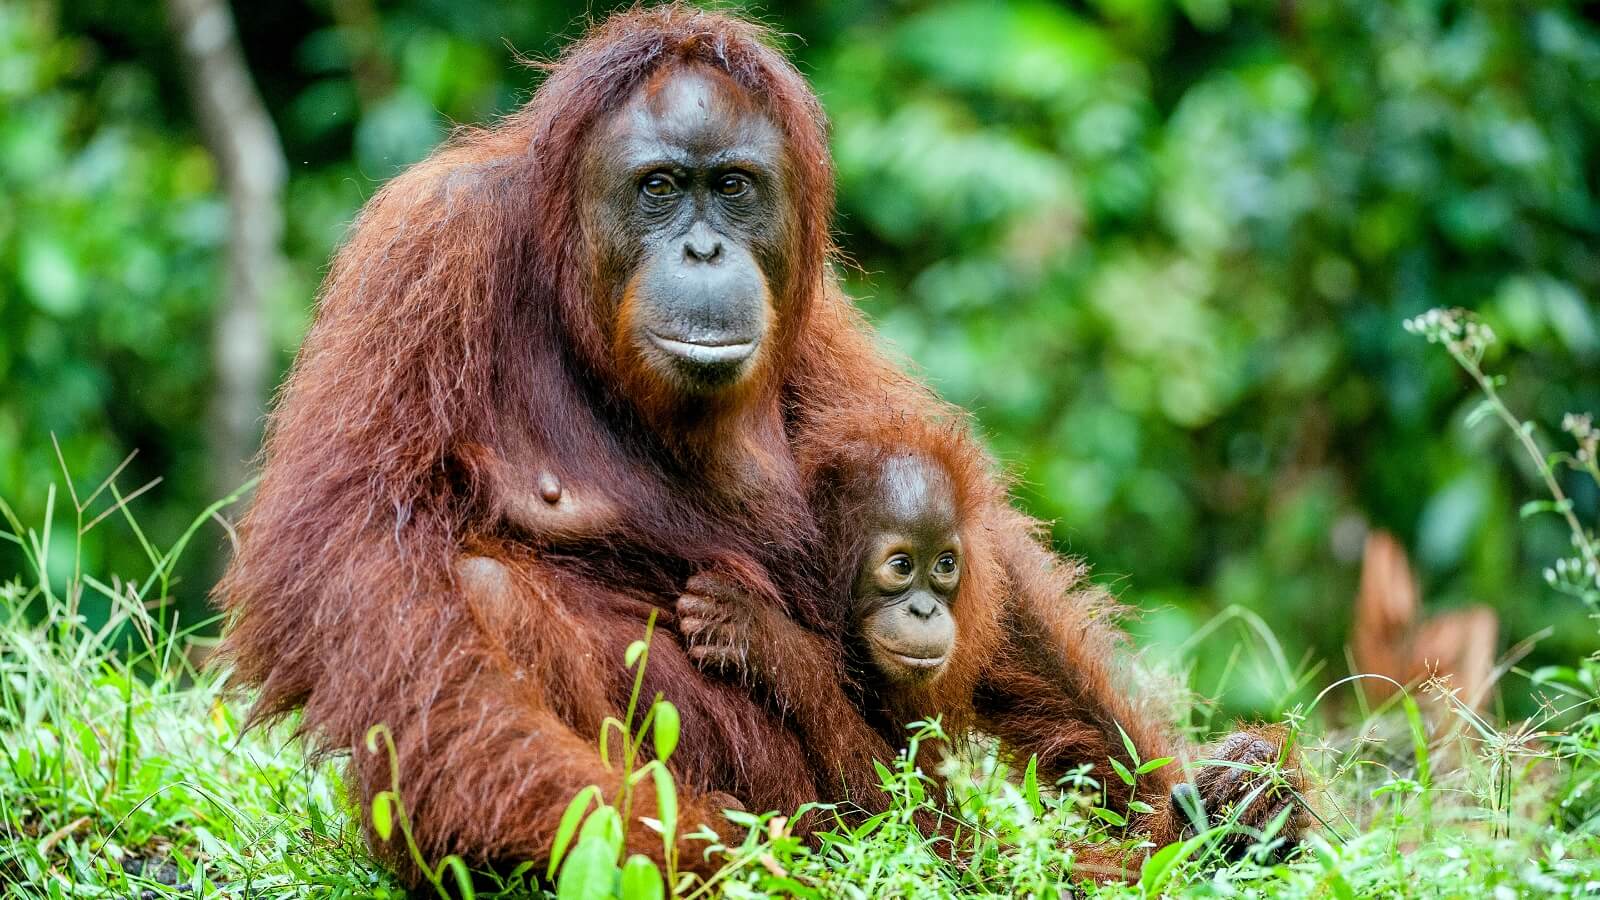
[539,472,563,505]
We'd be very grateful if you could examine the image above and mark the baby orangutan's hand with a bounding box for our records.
[676,571,768,679]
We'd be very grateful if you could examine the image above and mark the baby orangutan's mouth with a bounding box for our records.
[871,638,949,678]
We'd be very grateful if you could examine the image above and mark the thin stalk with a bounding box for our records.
[619,610,659,839]
[1449,346,1599,578]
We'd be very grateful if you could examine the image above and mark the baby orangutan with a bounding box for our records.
[676,447,968,831]
[676,431,1309,876]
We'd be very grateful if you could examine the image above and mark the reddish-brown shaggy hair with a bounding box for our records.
[667,412,1011,835]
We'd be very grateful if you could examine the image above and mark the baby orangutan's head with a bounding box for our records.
[852,454,962,684]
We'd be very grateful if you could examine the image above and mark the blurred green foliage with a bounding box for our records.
[1,0,1596,716]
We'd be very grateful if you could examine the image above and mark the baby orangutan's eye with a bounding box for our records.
[933,552,958,576]
[874,552,916,592]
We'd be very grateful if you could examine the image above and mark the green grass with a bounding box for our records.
[4,310,1600,897]
[1,490,1596,898]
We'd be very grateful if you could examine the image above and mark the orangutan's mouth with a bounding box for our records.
[890,652,947,670]
[647,330,760,367]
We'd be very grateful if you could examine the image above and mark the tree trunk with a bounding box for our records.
[165,0,287,501]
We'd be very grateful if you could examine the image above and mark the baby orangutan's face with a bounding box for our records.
[854,455,961,684]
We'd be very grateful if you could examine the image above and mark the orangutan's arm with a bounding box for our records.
[676,572,905,816]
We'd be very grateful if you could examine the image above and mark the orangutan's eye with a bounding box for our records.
[933,553,958,576]
[641,174,677,197]
[887,554,913,577]
[715,173,751,197]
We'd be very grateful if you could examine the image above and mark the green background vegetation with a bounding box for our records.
[2,0,1597,720]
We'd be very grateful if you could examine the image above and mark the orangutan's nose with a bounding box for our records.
[682,224,724,263]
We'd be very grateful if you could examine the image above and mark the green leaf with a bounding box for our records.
[1115,722,1141,766]
[1108,757,1135,786]
[1402,693,1436,840]
[650,763,679,844]
[1137,832,1210,894]
[619,854,664,900]
[853,811,889,839]
[1022,754,1042,817]
[1312,838,1356,900]
[442,856,475,900]
[1530,665,1578,686]
[1463,399,1497,429]
[13,747,33,782]
[1089,806,1126,827]
[872,759,893,787]
[548,785,600,880]
[371,791,395,842]
[652,701,680,762]
[556,838,621,900]
[579,805,625,860]
[1136,756,1174,774]
[74,722,99,772]
[625,640,648,669]
[1520,499,1572,519]
[1403,696,1434,786]
[1129,799,1156,815]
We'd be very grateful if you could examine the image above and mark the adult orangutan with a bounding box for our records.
[215,4,1303,886]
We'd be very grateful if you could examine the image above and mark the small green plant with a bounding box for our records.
[1405,308,1600,611]
[544,611,686,900]
[364,724,479,898]
[1408,306,1600,837]
[1088,723,1174,832]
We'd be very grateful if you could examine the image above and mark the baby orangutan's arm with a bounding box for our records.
[676,572,907,820]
